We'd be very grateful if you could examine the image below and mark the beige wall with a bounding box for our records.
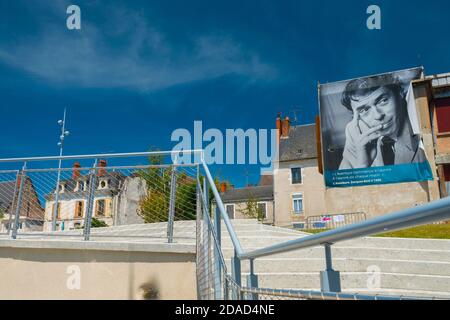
[44,197,114,231]
[223,200,274,223]
[273,158,326,226]
[0,246,196,300]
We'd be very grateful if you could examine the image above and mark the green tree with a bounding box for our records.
[136,147,198,223]
[91,217,108,228]
[241,193,265,222]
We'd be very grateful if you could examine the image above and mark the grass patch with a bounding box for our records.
[302,229,330,234]
[375,224,450,239]
[301,224,450,239]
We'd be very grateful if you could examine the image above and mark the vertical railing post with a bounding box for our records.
[11,162,27,239]
[320,243,341,292]
[231,250,242,299]
[203,174,208,213]
[214,205,222,299]
[246,258,259,300]
[52,157,63,231]
[167,164,177,243]
[7,170,20,236]
[202,206,213,298]
[83,160,97,241]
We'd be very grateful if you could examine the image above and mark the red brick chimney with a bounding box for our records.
[98,159,107,177]
[276,112,282,142]
[281,116,291,138]
[220,182,227,193]
[72,162,81,180]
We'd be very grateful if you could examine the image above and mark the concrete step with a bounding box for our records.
[338,237,450,251]
[222,247,450,262]
[235,272,450,294]
[225,258,450,276]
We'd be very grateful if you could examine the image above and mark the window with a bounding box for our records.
[291,167,302,184]
[59,183,65,193]
[257,202,267,219]
[226,204,235,219]
[84,181,89,191]
[75,201,84,218]
[100,180,107,189]
[435,98,450,133]
[96,199,105,217]
[292,194,303,214]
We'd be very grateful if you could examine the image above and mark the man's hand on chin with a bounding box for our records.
[340,114,383,169]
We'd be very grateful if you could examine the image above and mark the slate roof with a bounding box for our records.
[221,185,273,203]
[279,124,317,162]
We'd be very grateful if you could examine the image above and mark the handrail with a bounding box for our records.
[240,196,450,260]
[0,149,204,163]
[200,159,244,256]
[240,287,439,300]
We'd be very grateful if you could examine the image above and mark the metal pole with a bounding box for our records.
[231,249,242,299]
[11,162,27,239]
[203,175,208,213]
[52,108,69,231]
[320,243,341,292]
[83,160,97,241]
[51,151,63,231]
[214,205,222,299]
[7,170,20,236]
[167,164,177,243]
[247,258,259,300]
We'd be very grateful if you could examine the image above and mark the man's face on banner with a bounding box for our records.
[350,86,401,138]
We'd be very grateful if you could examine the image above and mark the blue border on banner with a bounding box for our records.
[324,161,433,188]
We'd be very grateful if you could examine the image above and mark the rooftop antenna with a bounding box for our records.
[291,107,300,125]
[51,108,71,232]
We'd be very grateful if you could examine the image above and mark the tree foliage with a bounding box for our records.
[241,193,265,222]
[136,147,197,223]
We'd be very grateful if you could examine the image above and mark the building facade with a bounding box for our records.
[43,161,147,231]
[273,72,450,228]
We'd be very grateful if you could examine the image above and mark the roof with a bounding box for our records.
[279,124,317,162]
[221,185,273,203]
[46,171,128,201]
[0,180,17,210]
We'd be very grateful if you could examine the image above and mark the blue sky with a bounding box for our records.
[0,0,449,187]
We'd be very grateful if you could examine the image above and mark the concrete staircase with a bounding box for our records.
[220,219,450,299]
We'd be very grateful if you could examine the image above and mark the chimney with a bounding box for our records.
[276,112,282,142]
[98,159,107,177]
[220,182,227,193]
[72,162,81,180]
[281,116,291,138]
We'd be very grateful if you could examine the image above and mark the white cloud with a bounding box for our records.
[0,7,277,91]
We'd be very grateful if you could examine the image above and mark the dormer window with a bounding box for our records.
[98,179,108,190]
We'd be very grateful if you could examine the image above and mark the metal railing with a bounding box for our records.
[1,149,450,300]
[0,150,201,242]
[297,212,367,230]
[198,152,450,300]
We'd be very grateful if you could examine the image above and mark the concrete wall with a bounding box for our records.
[0,242,196,300]
[115,177,146,226]
[273,158,326,226]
